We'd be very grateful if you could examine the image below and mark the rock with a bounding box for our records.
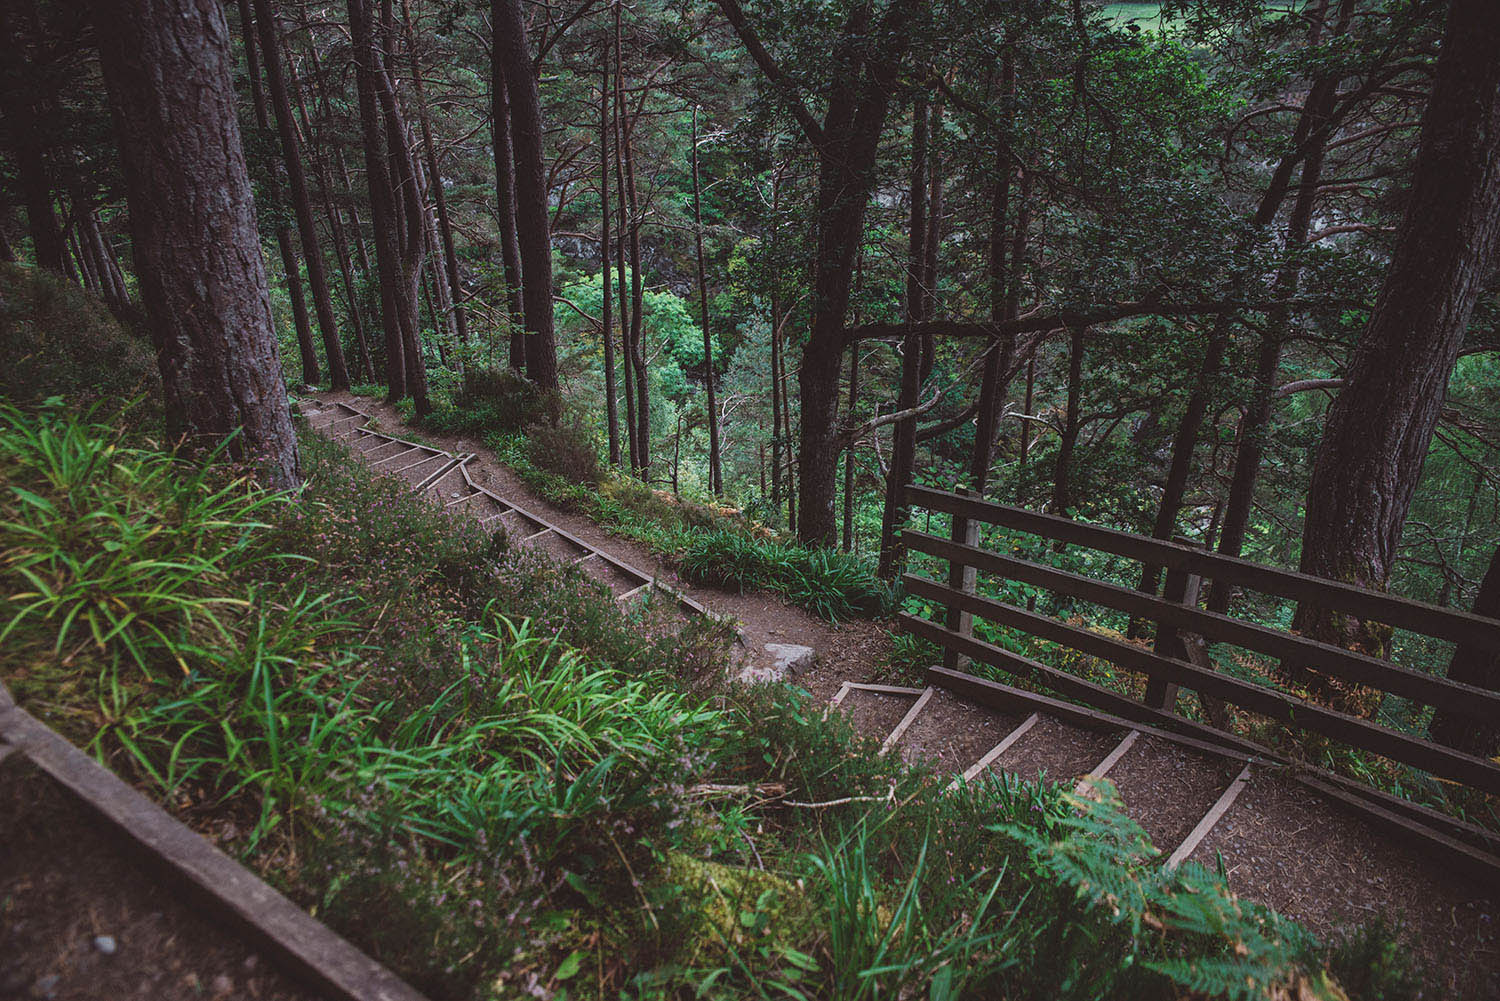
[92,935,117,956]
[738,643,815,684]
[210,974,234,997]
[31,973,59,999]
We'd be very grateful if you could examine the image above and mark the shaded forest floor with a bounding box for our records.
[314,389,1500,998]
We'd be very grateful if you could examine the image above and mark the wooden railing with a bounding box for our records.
[898,484,1500,858]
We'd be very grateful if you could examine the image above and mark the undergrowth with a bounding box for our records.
[1,397,1422,1001]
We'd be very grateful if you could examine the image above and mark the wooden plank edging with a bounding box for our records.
[0,694,429,1001]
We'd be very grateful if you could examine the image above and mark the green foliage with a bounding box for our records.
[0,401,287,686]
[676,528,897,622]
[0,263,157,410]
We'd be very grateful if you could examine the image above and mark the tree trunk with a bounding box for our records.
[877,96,931,577]
[1052,326,1086,518]
[969,52,1019,496]
[373,4,430,415]
[286,46,373,383]
[251,0,348,390]
[236,0,319,386]
[769,163,784,519]
[1430,546,1500,757]
[617,66,649,475]
[350,0,406,400]
[918,99,943,384]
[493,0,558,390]
[489,57,525,370]
[599,56,620,467]
[94,0,299,488]
[1291,0,1500,707]
[691,105,722,495]
[1135,0,1352,602]
[403,0,467,347]
[842,345,859,552]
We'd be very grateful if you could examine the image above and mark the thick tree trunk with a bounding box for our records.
[1291,0,1500,705]
[94,0,299,488]
[1430,546,1500,757]
[842,345,859,552]
[251,0,349,390]
[690,106,722,495]
[493,0,558,390]
[599,58,620,467]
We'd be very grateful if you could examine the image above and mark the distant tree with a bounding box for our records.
[93,0,300,488]
[493,0,559,390]
[250,0,350,390]
[1291,0,1500,701]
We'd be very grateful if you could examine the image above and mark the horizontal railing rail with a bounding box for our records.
[905,485,1500,654]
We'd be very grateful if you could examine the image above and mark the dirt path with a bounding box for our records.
[304,392,1498,997]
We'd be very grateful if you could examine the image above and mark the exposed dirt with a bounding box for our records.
[0,755,319,1001]
[305,391,1500,998]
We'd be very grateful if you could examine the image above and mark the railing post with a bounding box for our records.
[943,487,981,671]
[1146,536,1202,711]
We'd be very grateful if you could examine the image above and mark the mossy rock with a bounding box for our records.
[660,851,816,965]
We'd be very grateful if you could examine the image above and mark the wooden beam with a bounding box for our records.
[905,532,1500,720]
[903,488,1500,654]
[950,712,1040,789]
[881,687,934,755]
[1165,764,1252,871]
[1074,730,1141,798]
[846,682,930,696]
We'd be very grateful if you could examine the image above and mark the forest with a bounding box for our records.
[3,0,1500,998]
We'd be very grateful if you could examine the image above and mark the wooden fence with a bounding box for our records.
[898,484,1500,866]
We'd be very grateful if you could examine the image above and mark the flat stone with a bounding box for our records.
[738,643,815,684]
[93,935,117,956]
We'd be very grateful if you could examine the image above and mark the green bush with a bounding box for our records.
[676,528,897,622]
[0,262,157,409]
[525,419,601,486]
[420,365,553,437]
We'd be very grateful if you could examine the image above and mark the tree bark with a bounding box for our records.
[691,105,723,495]
[493,0,558,390]
[1429,546,1500,757]
[878,95,931,577]
[1291,0,1500,705]
[969,52,1019,496]
[1052,325,1086,518]
[599,55,620,467]
[236,0,319,386]
[350,0,406,400]
[489,48,525,370]
[251,0,349,390]
[402,0,467,349]
[286,46,373,382]
[94,0,299,488]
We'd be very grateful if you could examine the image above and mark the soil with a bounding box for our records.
[0,752,320,1001]
[305,392,1500,998]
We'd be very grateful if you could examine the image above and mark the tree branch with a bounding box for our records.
[714,0,825,148]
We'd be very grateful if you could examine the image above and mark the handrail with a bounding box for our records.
[905,484,1500,653]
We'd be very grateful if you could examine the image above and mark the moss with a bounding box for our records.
[661,850,815,964]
